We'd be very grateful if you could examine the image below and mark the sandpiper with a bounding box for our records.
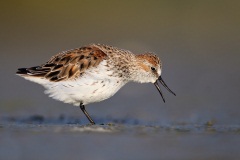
[16,44,176,124]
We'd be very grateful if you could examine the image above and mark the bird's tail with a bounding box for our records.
[16,66,49,77]
[16,68,29,75]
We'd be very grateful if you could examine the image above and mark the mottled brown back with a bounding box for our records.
[17,45,107,82]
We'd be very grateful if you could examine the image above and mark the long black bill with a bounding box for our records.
[154,76,176,103]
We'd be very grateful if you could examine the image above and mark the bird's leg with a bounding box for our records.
[79,103,95,125]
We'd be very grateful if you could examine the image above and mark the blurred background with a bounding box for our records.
[0,0,240,124]
[1,1,240,160]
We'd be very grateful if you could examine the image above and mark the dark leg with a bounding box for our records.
[79,103,95,125]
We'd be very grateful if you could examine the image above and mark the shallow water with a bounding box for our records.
[1,116,240,160]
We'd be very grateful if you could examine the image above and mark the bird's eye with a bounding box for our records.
[151,67,156,71]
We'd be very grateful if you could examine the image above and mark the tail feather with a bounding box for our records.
[16,68,29,74]
[16,66,49,77]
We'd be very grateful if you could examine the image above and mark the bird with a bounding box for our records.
[16,44,176,124]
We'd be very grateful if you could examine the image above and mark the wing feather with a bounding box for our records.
[17,45,107,82]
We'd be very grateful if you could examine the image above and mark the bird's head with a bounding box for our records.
[133,53,176,102]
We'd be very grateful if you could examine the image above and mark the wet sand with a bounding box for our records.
[1,116,240,160]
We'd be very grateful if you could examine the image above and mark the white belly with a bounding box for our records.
[41,62,126,106]
[44,76,125,106]
[21,60,127,106]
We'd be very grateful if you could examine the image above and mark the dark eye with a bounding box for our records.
[151,67,156,71]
